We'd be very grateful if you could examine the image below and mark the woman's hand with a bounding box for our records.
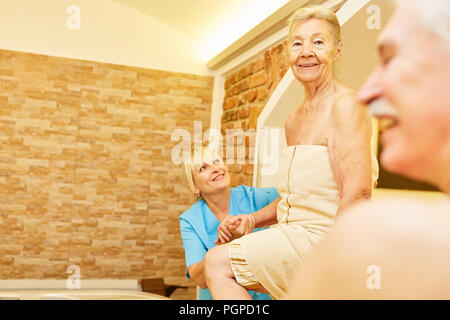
[215,215,237,244]
[228,214,255,241]
[214,214,256,245]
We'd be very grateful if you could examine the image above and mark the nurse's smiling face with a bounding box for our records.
[192,155,230,197]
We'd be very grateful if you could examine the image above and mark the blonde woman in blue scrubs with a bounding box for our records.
[179,147,280,300]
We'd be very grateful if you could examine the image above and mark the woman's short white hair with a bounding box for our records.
[288,5,341,44]
[397,0,450,49]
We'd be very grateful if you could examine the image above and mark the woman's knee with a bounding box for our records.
[204,244,230,279]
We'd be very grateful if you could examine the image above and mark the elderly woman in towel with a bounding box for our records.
[203,6,379,299]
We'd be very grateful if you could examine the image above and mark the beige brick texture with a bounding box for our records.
[0,49,213,300]
[221,40,289,187]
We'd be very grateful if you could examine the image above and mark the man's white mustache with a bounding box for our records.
[368,98,399,118]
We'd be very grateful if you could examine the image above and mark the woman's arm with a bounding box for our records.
[187,260,207,289]
[252,196,281,227]
[179,217,209,289]
[329,94,374,216]
[215,197,281,244]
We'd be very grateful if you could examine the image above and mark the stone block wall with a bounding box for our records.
[221,40,290,187]
[0,49,213,299]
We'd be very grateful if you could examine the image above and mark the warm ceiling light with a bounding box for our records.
[199,0,289,61]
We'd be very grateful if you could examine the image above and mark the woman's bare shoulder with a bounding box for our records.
[331,89,360,114]
[330,89,369,128]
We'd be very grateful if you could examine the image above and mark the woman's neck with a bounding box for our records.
[202,188,231,221]
[303,74,338,106]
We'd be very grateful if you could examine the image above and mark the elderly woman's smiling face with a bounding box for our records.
[288,18,340,84]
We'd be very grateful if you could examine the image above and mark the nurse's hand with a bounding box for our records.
[215,215,239,244]
[215,214,255,245]
[228,214,255,241]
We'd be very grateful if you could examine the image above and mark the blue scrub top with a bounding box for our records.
[179,185,279,300]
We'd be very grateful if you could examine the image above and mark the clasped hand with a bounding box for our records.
[214,214,255,245]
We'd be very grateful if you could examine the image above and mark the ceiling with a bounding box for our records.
[110,0,290,61]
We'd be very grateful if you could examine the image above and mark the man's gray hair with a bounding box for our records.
[397,0,450,48]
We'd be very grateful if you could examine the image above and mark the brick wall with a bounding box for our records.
[0,49,213,299]
[221,40,289,187]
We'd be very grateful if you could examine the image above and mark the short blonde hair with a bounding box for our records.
[288,5,341,43]
[181,146,223,199]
